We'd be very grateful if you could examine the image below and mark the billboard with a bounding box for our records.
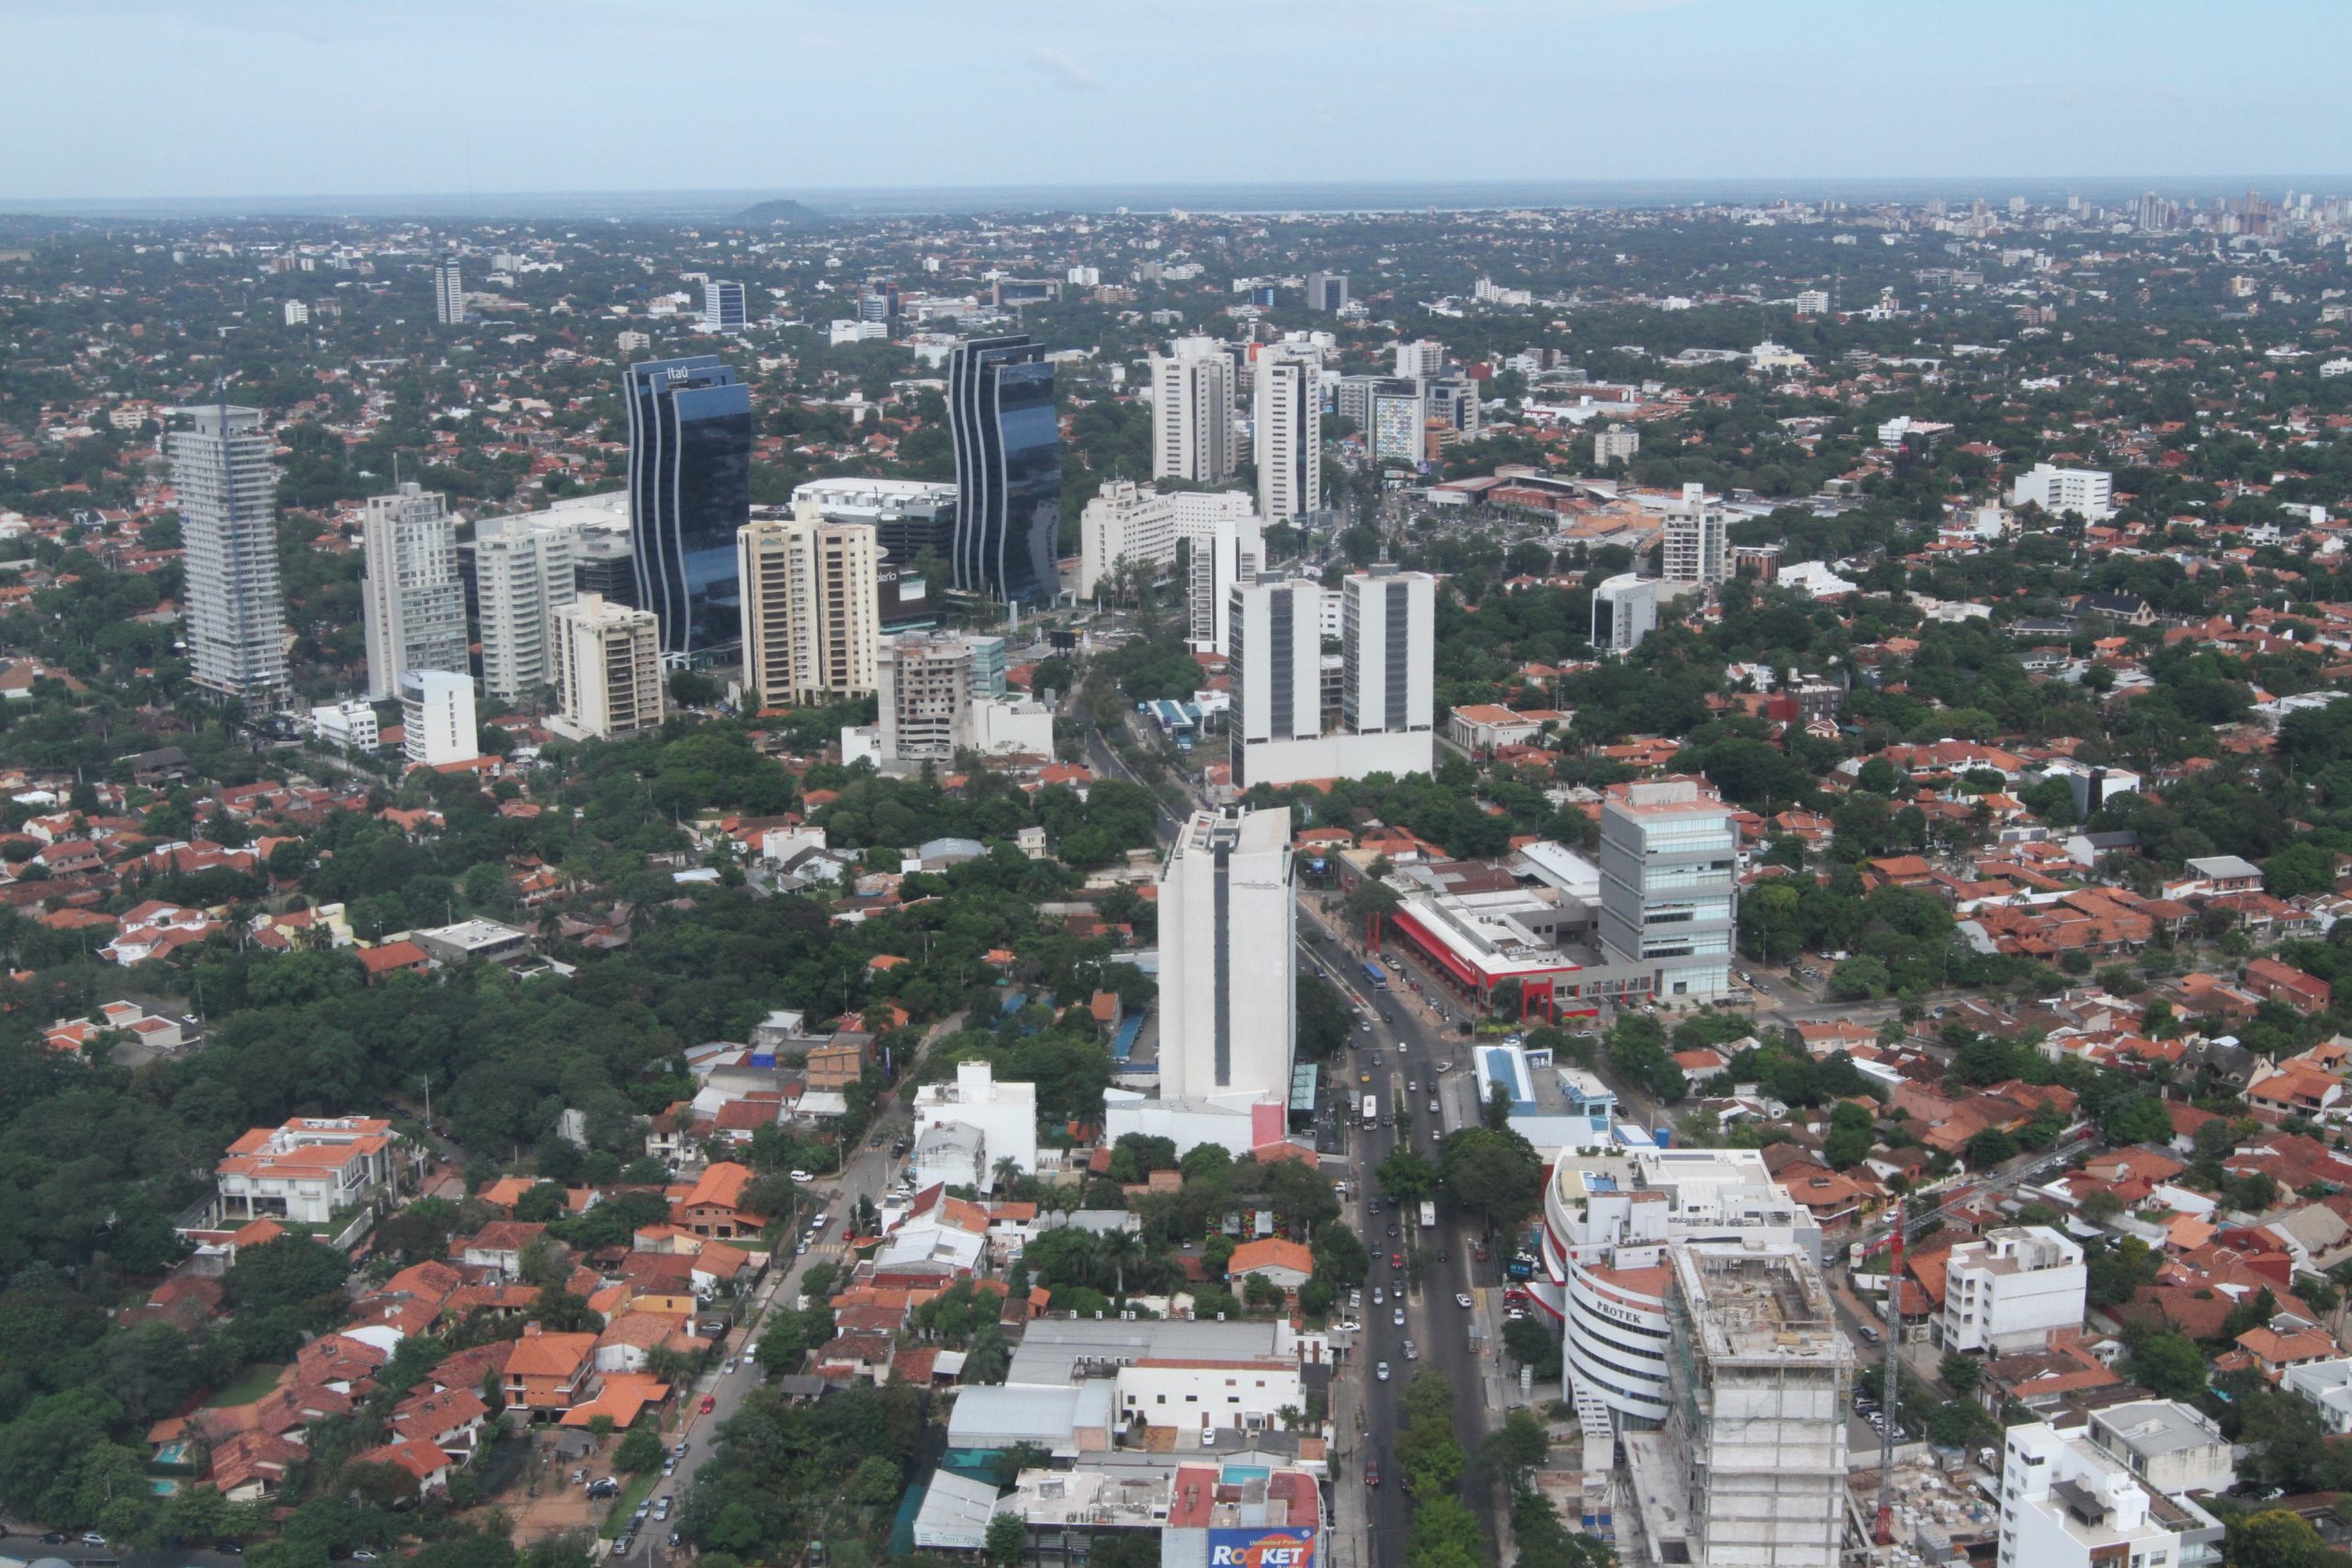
[1206,1528,1317,1568]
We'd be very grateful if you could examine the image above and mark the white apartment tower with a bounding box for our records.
[548,594,665,741]
[736,502,881,706]
[171,402,289,710]
[400,670,478,767]
[1625,1243,1851,1568]
[360,482,469,699]
[876,633,974,762]
[1078,479,1179,601]
[1188,510,1263,655]
[1591,573,1659,653]
[1598,779,1738,1001]
[1150,339,1236,485]
[470,503,613,703]
[1660,482,1728,588]
[1394,339,1445,378]
[1253,349,1321,523]
[434,257,464,326]
[1157,807,1295,1106]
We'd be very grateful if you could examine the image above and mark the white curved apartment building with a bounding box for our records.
[1541,1147,1818,1434]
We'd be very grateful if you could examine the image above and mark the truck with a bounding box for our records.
[1418,1200,1437,1230]
[1362,1094,1379,1128]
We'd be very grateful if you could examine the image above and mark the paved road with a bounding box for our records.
[609,1016,960,1562]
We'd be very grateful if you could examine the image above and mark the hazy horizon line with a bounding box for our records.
[3,174,2346,225]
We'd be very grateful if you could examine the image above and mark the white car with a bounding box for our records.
[1375,1361,1391,1382]
[1372,1285,1385,1304]
[1336,1319,1363,1333]
[1392,1306,1405,1326]
[789,1168,814,1182]
[1455,1293,1474,1309]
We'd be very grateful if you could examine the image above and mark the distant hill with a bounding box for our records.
[731,197,823,227]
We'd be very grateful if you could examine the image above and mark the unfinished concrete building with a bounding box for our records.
[1625,1240,1852,1568]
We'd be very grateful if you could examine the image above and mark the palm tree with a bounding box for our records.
[991,1156,1023,1196]
[1093,1228,1145,1299]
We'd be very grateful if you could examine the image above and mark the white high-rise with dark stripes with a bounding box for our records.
[171,401,288,710]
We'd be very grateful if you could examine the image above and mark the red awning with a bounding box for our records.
[1388,908,1489,990]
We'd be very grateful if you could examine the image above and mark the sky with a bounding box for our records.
[4,0,2349,204]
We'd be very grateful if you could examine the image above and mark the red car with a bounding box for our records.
[1390,1251,1404,1269]
[1473,1243,1491,1263]
[1364,1460,1381,1488]
[1503,1288,1532,1304]
[699,1394,716,1413]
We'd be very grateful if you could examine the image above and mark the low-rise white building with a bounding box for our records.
[2008,462,2116,522]
[2086,1401,2234,1496]
[910,1061,1038,1194]
[1940,1225,2087,1353]
[311,699,379,751]
[1997,1421,2222,1568]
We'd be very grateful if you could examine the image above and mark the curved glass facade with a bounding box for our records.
[626,355,751,663]
[948,334,1060,604]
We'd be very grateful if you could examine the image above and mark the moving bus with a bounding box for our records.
[1362,960,1388,989]
[1419,1200,1437,1230]
[1362,1094,1379,1128]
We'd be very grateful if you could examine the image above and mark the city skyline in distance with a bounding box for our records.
[4,0,2346,206]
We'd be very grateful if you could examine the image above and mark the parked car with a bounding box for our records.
[1365,1459,1381,1487]
[700,1394,717,1413]
[1403,1340,1419,1360]
[789,1169,813,1182]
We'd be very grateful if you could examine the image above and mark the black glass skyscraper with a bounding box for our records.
[947,334,1060,605]
[625,355,751,663]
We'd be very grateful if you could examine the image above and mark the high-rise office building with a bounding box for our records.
[1623,1243,1851,1568]
[170,401,288,710]
[434,257,465,326]
[1228,576,1326,767]
[702,280,747,334]
[947,334,1060,604]
[1590,573,1658,654]
[1077,479,1178,601]
[1156,807,1295,1105]
[467,496,627,702]
[1253,349,1320,523]
[400,670,478,767]
[359,482,468,699]
[1369,383,1428,466]
[625,355,752,663]
[1598,779,1737,1001]
[1660,482,1728,588]
[876,633,974,762]
[1306,272,1349,312]
[1424,377,1483,442]
[1150,338,1236,485]
[736,502,882,707]
[1340,567,1434,739]
[548,594,665,742]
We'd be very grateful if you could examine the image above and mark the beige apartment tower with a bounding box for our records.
[549,593,665,741]
[737,503,881,707]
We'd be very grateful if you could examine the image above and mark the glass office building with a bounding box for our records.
[947,334,1060,605]
[625,355,751,663]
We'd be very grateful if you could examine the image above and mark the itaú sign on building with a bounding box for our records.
[1207,1528,1317,1568]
